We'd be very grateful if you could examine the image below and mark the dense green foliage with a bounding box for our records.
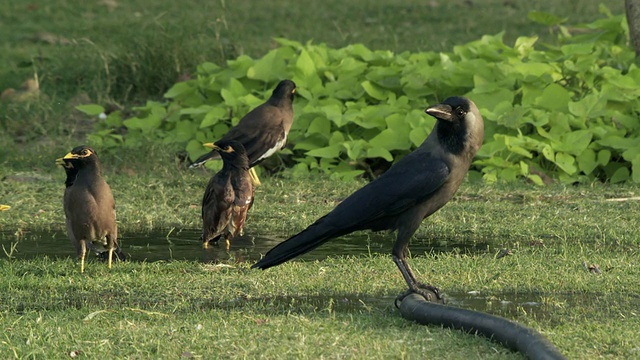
[81,7,640,183]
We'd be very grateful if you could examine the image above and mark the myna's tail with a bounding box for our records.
[114,247,126,261]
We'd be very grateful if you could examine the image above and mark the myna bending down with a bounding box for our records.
[253,97,484,302]
[201,140,255,250]
[57,145,124,273]
[190,79,296,185]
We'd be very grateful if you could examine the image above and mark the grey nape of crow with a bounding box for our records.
[252,96,484,302]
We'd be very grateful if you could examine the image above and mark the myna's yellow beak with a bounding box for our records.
[63,152,79,160]
[203,142,232,152]
[56,152,78,166]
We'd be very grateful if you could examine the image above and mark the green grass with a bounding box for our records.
[1,246,639,358]
[3,161,640,247]
[2,169,640,358]
[1,0,638,358]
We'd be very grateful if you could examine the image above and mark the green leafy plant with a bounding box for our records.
[80,6,640,184]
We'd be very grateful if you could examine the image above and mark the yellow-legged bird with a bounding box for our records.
[57,146,124,272]
[201,140,255,250]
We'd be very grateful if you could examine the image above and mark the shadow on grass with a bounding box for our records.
[210,290,640,329]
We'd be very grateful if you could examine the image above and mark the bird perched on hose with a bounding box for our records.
[201,139,255,250]
[56,145,124,273]
[190,79,297,186]
[252,96,484,303]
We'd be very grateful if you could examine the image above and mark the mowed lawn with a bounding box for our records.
[1,0,637,358]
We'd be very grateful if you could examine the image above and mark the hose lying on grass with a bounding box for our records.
[397,293,566,360]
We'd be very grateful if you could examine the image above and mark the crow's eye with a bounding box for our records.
[82,149,91,156]
[456,108,466,117]
[226,146,233,152]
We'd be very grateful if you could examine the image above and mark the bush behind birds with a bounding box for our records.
[81,6,640,184]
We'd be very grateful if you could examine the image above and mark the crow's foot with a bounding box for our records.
[395,283,445,308]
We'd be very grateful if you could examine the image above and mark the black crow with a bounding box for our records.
[252,96,484,302]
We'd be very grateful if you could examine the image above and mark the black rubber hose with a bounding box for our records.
[397,293,566,360]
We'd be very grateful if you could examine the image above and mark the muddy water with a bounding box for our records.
[0,228,489,263]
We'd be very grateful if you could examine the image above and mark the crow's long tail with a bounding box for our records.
[252,219,340,269]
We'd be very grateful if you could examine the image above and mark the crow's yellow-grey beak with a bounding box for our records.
[425,104,454,122]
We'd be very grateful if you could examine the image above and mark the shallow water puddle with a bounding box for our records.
[0,228,489,263]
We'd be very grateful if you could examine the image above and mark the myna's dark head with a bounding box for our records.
[426,96,484,155]
[203,140,250,166]
[269,80,296,104]
[56,146,101,187]
[56,145,101,169]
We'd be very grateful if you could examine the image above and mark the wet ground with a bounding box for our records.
[0,228,489,263]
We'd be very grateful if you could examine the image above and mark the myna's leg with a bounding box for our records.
[249,168,261,186]
[201,233,209,249]
[108,248,114,269]
[79,240,87,273]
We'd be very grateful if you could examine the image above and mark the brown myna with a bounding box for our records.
[56,145,124,272]
[253,97,484,303]
[190,79,296,186]
[201,139,255,250]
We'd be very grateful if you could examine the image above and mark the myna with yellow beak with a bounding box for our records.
[57,145,124,272]
[191,80,296,186]
[201,140,255,250]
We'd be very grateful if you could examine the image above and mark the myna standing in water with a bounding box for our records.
[201,140,255,250]
[253,97,484,303]
[191,79,296,186]
[57,145,124,272]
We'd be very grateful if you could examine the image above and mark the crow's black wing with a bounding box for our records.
[252,152,451,269]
